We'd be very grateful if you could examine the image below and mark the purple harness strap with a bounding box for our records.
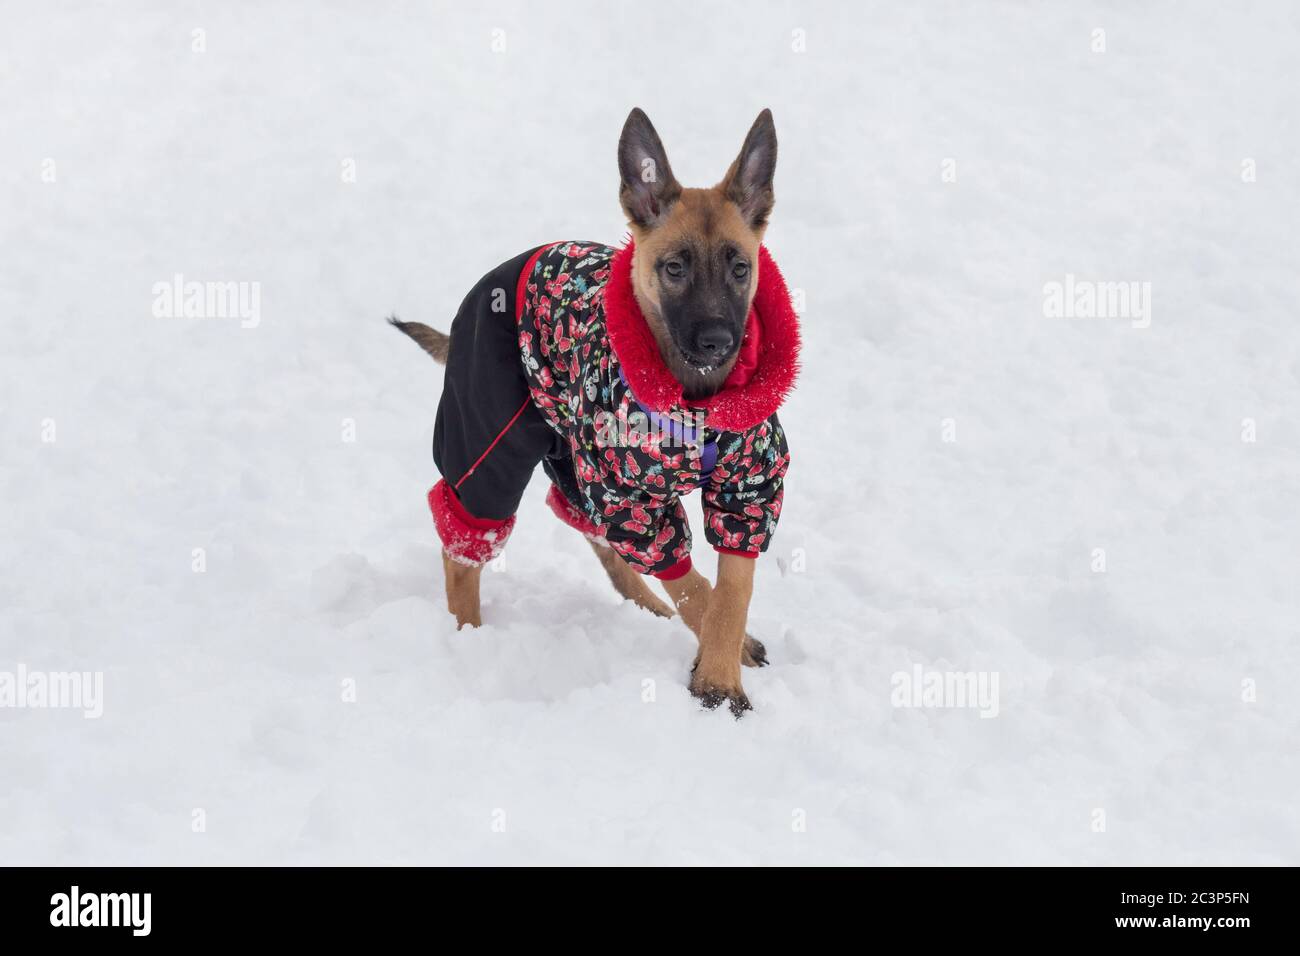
[618,367,717,486]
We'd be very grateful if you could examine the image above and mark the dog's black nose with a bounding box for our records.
[694,324,735,358]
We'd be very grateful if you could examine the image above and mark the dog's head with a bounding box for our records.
[618,108,777,399]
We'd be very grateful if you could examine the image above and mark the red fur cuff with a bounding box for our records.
[545,484,604,543]
[428,479,515,565]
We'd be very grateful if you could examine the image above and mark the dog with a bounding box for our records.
[391,108,799,715]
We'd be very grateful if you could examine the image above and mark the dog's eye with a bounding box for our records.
[664,260,685,278]
[731,261,750,281]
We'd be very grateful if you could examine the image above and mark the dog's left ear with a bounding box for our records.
[721,109,778,232]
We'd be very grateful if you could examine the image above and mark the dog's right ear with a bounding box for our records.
[618,108,681,228]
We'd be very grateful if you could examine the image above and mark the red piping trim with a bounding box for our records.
[714,547,758,560]
[452,242,562,493]
[454,396,532,491]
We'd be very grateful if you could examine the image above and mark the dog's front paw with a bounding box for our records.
[689,661,751,718]
[741,634,768,667]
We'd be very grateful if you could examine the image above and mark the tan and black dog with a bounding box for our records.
[392,109,800,715]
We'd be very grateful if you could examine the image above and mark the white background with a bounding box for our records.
[2,1,1297,864]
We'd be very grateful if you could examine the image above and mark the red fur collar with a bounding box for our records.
[604,241,801,431]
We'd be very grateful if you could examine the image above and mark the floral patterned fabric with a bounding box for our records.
[518,241,790,576]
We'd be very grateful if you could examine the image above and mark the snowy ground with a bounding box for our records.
[2,2,1298,865]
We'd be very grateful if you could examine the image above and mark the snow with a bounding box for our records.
[2,2,1298,865]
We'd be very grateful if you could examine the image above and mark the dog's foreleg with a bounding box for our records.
[691,554,755,715]
[442,550,484,629]
[661,564,712,635]
[661,554,758,716]
[659,564,768,668]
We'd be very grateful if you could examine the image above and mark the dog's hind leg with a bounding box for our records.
[428,480,518,630]
[442,550,484,629]
[587,539,676,618]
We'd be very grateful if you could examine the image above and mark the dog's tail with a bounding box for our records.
[388,316,450,365]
